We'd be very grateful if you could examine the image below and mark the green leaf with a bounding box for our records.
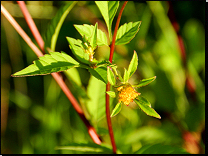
[127,50,138,79]
[107,67,116,85]
[90,23,98,48]
[134,76,156,88]
[86,76,107,124]
[12,51,79,77]
[111,102,122,117]
[66,37,90,64]
[115,21,141,45]
[106,91,116,98]
[123,68,129,83]
[55,143,113,154]
[74,24,108,46]
[95,1,119,40]
[44,2,77,51]
[64,68,89,100]
[86,62,116,84]
[135,143,189,154]
[134,96,161,119]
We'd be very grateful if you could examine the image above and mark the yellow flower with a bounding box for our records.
[117,83,140,106]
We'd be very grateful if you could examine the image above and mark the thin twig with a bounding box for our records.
[1,3,101,145]
[106,1,128,154]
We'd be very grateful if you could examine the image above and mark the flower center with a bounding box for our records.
[117,84,140,106]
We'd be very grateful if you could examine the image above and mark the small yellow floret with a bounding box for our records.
[117,84,140,106]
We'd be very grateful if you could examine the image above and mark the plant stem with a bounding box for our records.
[1,3,101,145]
[109,1,128,63]
[106,1,128,154]
[17,1,45,54]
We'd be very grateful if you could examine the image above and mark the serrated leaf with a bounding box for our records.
[135,143,189,154]
[134,76,156,88]
[106,91,116,98]
[111,102,122,117]
[44,2,77,51]
[95,1,119,40]
[107,67,116,85]
[12,52,79,77]
[127,50,138,79]
[134,96,161,119]
[66,37,90,64]
[90,22,98,48]
[115,21,141,45]
[74,24,108,46]
[123,68,129,83]
[55,143,113,154]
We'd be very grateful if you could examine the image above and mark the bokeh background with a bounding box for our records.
[1,1,205,154]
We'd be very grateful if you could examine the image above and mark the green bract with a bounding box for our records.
[107,51,160,119]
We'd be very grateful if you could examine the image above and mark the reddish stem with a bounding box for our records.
[1,3,101,144]
[17,1,45,54]
[106,1,128,154]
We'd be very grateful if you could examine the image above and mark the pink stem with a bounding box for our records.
[17,1,45,53]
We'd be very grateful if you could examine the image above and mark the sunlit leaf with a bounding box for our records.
[134,76,156,88]
[55,142,113,154]
[134,96,161,119]
[127,51,138,79]
[106,91,116,98]
[44,2,77,51]
[66,37,90,64]
[74,24,108,46]
[123,68,129,83]
[107,67,116,85]
[86,76,107,123]
[111,102,122,117]
[95,1,119,40]
[12,51,79,77]
[115,21,141,45]
[90,23,98,49]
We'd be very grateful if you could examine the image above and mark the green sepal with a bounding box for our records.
[123,68,129,83]
[106,91,116,98]
[127,51,138,79]
[90,22,98,49]
[107,67,116,86]
[133,76,156,88]
[111,102,122,117]
[134,96,161,119]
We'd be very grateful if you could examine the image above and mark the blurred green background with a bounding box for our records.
[1,1,205,154]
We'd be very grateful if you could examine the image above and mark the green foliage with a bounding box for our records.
[127,50,138,79]
[115,21,141,45]
[133,76,156,88]
[55,143,113,154]
[110,102,122,117]
[74,24,108,46]
[95,1,119,40]
[3,1,204,154]
[134,96,161,119]
[12,51,79,76]
[107,67,116,85]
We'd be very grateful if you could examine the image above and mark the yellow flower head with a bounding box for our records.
[117,84,140,106]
